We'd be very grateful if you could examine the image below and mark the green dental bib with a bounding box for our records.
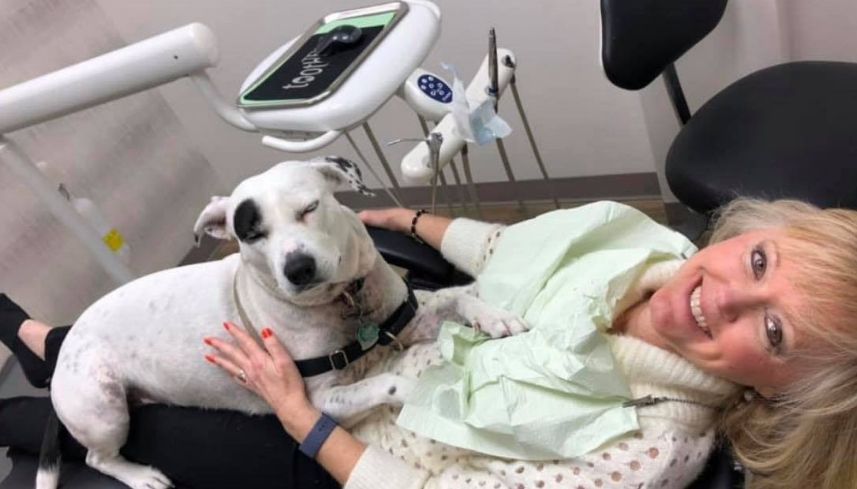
[396,201,697,460]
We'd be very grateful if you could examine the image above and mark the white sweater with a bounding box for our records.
[344,218,739,489]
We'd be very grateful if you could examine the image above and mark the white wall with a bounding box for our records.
[781,0,857,61]
[93,0,657,190]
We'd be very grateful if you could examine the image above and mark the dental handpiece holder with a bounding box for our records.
[400,49,517,184]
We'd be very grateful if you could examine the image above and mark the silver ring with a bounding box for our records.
[236,370,248,384]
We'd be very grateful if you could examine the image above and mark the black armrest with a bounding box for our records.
[365,225,472,290]
[687,441,744,489]
[365,225,454,279]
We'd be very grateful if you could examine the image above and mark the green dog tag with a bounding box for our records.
[357,323,380,350]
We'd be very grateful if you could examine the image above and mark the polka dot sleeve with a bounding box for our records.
[419,428,716,489]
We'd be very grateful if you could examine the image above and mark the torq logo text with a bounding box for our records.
[282,50,329,90]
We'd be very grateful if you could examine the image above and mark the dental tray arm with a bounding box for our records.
[261,132,343,153]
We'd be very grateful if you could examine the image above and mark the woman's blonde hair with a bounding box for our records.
[710,198,857,489]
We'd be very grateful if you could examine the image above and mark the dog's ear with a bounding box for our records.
[192,196,232,246]
[309,157,375,197]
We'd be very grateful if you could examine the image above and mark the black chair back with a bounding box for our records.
[600,0,729,90]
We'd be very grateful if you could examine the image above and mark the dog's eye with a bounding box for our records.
[243,229,266,243]
[297,200,319,220]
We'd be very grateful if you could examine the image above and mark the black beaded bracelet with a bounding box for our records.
[410,209,428,243]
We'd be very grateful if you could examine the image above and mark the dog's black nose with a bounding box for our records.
[284,253,317,287]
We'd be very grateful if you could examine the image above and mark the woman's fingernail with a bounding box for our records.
[204,338,214,346]
[223,322,230,331]
[261,328,273,339]
[205,355,216,364]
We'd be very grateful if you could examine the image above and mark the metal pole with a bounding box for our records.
[444,156,469,213]
[494,137,526,213]
[362,123,403,202]
[489,30,524,214]
[344,131,404,208]
[425,133,444,215]
[489,28,499,112]
[417,116,454,213]
[0,136,135,285]
[509,73,560,209]
[435,165,453,212]
[459,145,484,219]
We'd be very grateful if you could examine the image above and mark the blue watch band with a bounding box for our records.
[299,413,338,458]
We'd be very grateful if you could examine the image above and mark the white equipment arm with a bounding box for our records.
[0,23,255,134]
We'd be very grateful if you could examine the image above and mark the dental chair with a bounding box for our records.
[600,0,857,231]
[2,224,738,489]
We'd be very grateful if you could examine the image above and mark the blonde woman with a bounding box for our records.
[1,198,855,489]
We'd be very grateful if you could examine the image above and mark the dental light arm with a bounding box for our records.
[0,23,256,134]
[189,72,257,132]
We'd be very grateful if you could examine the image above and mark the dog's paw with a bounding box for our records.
[468,307,529,339]
[114,465,172,489]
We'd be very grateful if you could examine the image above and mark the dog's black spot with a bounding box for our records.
[233,199,265,243]
[324,156,361,178]
[322,156,375,196]
[388,386,397,395]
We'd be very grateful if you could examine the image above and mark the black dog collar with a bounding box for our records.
[295,281,418,377]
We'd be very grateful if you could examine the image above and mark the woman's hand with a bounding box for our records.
[204,322,319,439]
[206,323,369,483]
[358,207,414,233]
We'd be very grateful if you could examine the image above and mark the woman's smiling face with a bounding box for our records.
[647,228,810,394]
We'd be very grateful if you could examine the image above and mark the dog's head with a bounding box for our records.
[193,157,377,305]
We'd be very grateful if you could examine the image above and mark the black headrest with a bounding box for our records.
[600,0,728,90]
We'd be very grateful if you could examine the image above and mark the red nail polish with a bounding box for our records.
[261,328,273,339]
[205,355,216,364]
[204,338,213,346]
[223,322,230,331]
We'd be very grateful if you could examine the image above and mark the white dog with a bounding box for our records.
[37,158,527,489]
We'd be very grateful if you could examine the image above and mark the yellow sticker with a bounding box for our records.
[103,229,125,253]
